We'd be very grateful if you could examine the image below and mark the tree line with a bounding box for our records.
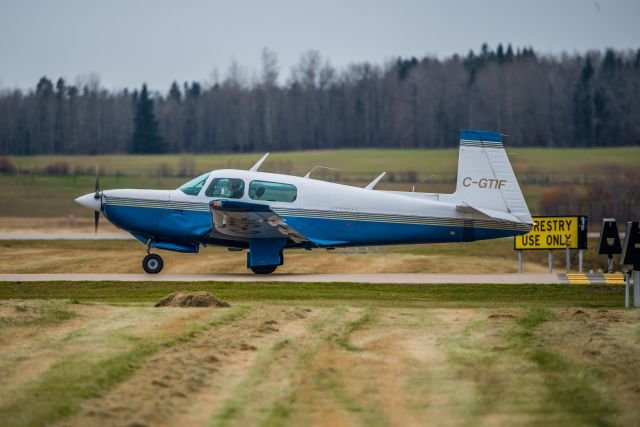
[1,44,639,155]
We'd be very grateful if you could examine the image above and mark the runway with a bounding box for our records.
[0,233,132,240]
[0,273,563,284]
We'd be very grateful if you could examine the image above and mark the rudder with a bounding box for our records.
[454,130,532,225]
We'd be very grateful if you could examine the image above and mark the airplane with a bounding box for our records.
[75,130,533,275]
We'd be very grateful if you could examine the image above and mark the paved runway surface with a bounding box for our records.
[0,273,562,284]
[0,233,132,240]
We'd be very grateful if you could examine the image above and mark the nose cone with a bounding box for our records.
[75,193,101,212]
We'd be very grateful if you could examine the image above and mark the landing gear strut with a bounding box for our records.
[142,253,164,274]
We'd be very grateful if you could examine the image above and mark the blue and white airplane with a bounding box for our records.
[75,130,533,274]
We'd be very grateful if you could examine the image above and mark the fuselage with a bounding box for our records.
[77,169,531,250]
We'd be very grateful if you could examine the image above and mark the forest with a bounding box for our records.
[0,44,639,155]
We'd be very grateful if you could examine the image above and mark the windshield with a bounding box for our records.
[178,173,211,196]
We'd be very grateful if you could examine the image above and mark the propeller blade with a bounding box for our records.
[94,165,100,198]
[94,211,100,234]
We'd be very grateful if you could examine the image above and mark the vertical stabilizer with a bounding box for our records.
[455,130,532,225]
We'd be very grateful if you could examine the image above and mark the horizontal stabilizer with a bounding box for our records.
[456,203,521,223]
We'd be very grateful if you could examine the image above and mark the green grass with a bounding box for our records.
[507,308,615,425]
[0,304,249,427]
[2,147,639,217]
[2,342,159,427]
[332,309,376,351]
[313,367,388,427]
[0,281,625,308]
[209,337,293,427]
[4,301,76,326]
[9,147,640,179]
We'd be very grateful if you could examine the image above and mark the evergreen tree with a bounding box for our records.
[572,57,595,146]
[168,81,181,102]
[131,84,164,153]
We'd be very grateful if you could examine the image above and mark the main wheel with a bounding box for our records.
[142,253,164,274]
[250,265,277,275]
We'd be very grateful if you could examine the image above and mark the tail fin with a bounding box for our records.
[454,130,532,225]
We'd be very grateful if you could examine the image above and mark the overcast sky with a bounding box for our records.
[1,0,639,91]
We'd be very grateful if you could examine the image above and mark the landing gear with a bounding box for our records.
[250,265,277,275]
[142,253,164,274]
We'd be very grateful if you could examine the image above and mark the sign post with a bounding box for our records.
[625,272,630,308]
[518,250,523,273]
[579,249,583,273]
[515,216,588,275]
[621,221,640,308]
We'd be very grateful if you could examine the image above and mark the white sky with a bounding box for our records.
[1,0,638,91]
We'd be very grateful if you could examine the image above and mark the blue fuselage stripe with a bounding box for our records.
[103,204,526,247]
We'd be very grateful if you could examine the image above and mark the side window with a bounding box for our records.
[249,180,297,203]
[205,178,245,199]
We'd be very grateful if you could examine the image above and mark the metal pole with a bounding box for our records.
[607,255,613,273]
[578,249,583,273]
[518,250,523,273]
[565,247,570,272]
[634,270,640,308]
[548,250,553,273]
[625,272,630,308]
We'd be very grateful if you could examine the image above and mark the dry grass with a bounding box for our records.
[0,239,550,274]
[0,300,637,427]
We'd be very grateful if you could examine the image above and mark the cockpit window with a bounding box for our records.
[178,173,211,196]
[205,178,245,199]
[249,180,297,202]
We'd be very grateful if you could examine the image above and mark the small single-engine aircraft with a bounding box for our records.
[75,130,533,274]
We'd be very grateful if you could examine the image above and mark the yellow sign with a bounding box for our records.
[515,216,587,250]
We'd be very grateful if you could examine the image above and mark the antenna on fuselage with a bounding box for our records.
[412,174,435,192]
[365,172,386,190]
[249,153,269,172]
[304,165,342,179]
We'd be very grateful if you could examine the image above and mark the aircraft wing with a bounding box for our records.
[209,200,307,243]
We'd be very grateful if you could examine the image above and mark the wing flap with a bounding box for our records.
[209,200,307,243]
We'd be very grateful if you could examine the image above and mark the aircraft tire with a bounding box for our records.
[142,253,164,274]
[250,265,277,274]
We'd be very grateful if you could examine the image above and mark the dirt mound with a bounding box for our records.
[154,291,230,308]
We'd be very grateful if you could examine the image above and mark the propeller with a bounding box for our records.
[93,165,101,234]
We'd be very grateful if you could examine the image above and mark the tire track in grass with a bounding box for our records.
[305,307,389,427]
[508,308,615,426]
[208,306,374,427]
[0,304,249,427]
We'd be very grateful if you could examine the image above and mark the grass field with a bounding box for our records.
[0,282,638,427]
[0,238,613,274]
[2,147,639,218]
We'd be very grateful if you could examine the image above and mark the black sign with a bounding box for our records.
[621,221,640,269]
[598,218,622,255]
[578,215,588,249]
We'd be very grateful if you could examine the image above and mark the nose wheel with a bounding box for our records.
[142,253,164,274]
